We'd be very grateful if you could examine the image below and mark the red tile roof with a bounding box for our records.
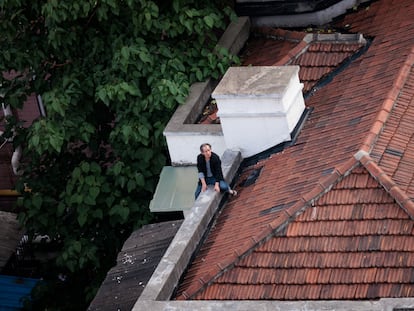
[240,28,305,67]
[242,28,366,93]
[190,165,414,300]
[175,0,414,301]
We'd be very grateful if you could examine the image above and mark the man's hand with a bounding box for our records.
[214,182,220,192]
[201,178,207,192]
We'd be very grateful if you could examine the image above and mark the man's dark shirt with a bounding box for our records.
[196,152,224,183]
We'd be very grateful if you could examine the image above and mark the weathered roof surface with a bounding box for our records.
[240,28,305,67]
[88,220,182,311]
[184,161,414,300]
[175,0,414,301]
[0,211,23,270]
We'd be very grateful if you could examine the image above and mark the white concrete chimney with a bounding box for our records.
[212,66,305,158]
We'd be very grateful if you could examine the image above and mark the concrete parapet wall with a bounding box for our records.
[163,17,250,166]
[134,298,414,311]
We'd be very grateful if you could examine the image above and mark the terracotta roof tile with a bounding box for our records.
[175,0,414,301]
[239,29,366,94]
[185,167,414,300]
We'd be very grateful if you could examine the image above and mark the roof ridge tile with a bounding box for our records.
[274,41,308,66]
[362,48,414,152]
[357,152,414,219]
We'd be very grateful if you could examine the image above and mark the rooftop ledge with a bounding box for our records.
[163,17,250,166]
[138,149,242,302]
[134,298,414,311]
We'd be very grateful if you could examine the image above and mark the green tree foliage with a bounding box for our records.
[0,0,237,308]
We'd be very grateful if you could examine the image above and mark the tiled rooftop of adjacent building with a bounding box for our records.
[175,0,414,301]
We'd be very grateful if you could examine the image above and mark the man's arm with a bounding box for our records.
[197,155,208,192]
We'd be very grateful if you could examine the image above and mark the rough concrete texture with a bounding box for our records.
[217,16,250,56]
[213,66,300,98]
[134,298,414,311]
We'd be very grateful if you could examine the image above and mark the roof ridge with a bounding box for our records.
[355,150,414,219]
[360,47,414,153]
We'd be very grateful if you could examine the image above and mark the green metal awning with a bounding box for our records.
[149,166,197,213]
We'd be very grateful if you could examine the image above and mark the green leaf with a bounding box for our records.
[84,195,95,205]
[139,51,151,63]
[127,180,135,193]
[57,202,66,216]
[89,186,100,199]
[204,16,215,28]
[77,212,88,227]
[81,162,90,173]
[72,167,81,180]
[90,162,101,174]
[49,134,64,153]
[93,209,103,219]
[110,204,130,221]
[31,135,40,148]
[97,88,109,105]
[196,69,203,81]
[73,241,82,253]
[136,173,145,186]
[85,175,95,186]
[113,162,123,175]
[172,0,179,12]
[32,195,43,209]
[106,196,115,207]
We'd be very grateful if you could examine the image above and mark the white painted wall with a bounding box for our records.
[164,66,305,163]
[214,66,305,158]
[165,134,226,166]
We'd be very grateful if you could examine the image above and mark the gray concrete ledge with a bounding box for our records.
[303,33,367,44]
[135,149,242,304]
[217,16,251,56]
[163,79,221,135]
[134,298,414,311]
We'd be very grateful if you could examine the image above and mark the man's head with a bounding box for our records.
[200,143,212,159]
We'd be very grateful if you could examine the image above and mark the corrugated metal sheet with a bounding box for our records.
[88,220,182,311]
[0,275,39,310]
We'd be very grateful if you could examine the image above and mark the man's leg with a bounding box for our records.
[195,177,215,199]
[194,183,202,199]
[219,180,237,196]
[219,180,230,192]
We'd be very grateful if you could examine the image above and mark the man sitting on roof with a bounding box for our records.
[195,143,237,199]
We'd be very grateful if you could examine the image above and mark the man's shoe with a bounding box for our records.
[230,189,238,196]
